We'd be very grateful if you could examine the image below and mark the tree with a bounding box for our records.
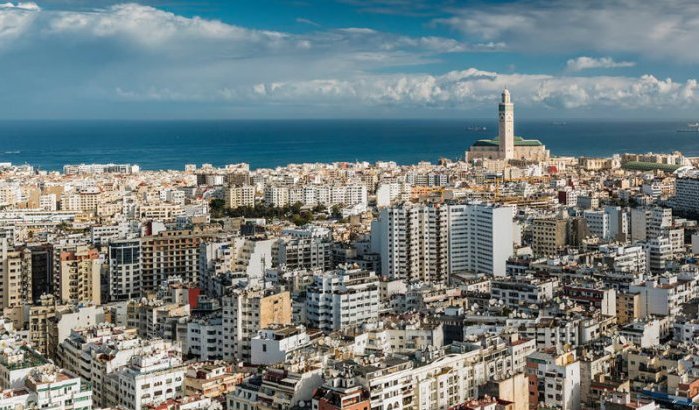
[330,204,343,219]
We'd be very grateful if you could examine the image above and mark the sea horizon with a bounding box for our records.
[2,118,698,171]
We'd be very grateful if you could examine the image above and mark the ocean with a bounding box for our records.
[0,119,697,171]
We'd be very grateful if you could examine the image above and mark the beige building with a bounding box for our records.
[140,229,212,291]
[224,184,255,208]
[531,218,568,257]
[183,362,242,399]
[0,243,32,309]
[222,289,292,363]
[482,372,529,410]
[616,291,642,325]
[58,246,102,305]
[2,294,58,355]
[139,202,184,221]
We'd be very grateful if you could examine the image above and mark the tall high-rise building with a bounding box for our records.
[371,203,448,281]
[447,203,514,277]
[0,241,32,308]
[58,246,102,305]
[372,202,514,279]
[671,174,699,215]
[108,238,141,301]
[29,244,53,303]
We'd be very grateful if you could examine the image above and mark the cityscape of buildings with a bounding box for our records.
[0,90,697,410]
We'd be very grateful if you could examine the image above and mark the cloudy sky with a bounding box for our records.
[1,0,698,119]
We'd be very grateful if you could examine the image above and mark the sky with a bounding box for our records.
[1,0,699,119]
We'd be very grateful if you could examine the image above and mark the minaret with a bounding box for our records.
[498,88,515,160]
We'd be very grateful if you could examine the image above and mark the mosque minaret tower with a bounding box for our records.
[467,88,550,162]
[498,88,515,160]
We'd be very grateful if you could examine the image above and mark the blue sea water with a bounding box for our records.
[0,119,697,171]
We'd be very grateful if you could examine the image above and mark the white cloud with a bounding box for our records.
[0,2,697,117]
[295,17,320,27]
[566,56,635,72]
[0,1,38,44]
[0,2,39,10]
[436,0,699,63]
[245,69,698,111]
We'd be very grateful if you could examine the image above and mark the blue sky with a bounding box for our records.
[1,0,699,119]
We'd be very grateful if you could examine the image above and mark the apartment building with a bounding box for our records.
[108,238,141,301]
[274,236,332,271]
[23,365,93,410]
[371,203,448,281]
[224,184,255,208]
[0,242,32,308]
[58,246,102,305]
[643,237,673,274]
[250,325,311,366]
[630,274,696,317]
[526,350,581,410]
[531,217,567,257]
[140,230,205,291]
[447,203,514,277]
[104,350,186,410]
[490,278,556,309]
[672,175,699,215]
[57,325,180,408]
[305,268,380,331]
[221,288,291,363]
[584,210,611,241]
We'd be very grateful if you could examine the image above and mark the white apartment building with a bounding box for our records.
[0,345,48,390]
[619,319,662,348]
[57,325,178,408]
[104,351,186,410]
[490,278,557,309]
[371,203,448,282]
[376,182,411,208]
[250,325,311,365]
[605,205,629,241]
[305,268,380,331]
[630,274,696,317]
[39,193,57,211]
[584,209,610,241]
[672,175,699,214]
[673,317,699,344]
[353,335,533,410]
[643,236,673,273]
[372,202,513,280]
[447,203,514,276]
[24,365,93,410]
[274,236,332,271]
[527,350,581,410]
[264,184,367,208]
[186,316,223,361]
[264,185,289,207]
[599,244,646,274]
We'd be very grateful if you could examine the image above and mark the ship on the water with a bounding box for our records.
[677,122,699,132]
